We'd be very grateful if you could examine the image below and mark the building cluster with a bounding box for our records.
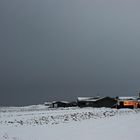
[44,93,140,109]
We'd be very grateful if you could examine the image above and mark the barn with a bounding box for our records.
[77,97,117,108]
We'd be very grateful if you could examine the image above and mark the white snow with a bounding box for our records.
[0,106,140,140]
[77,97,100,101]
[118,96,137,100]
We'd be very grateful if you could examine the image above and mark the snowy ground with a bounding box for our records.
[0,105,140,140]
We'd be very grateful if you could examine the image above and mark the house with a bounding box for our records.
[77,97,99,107]
[52,101,69,108]
[116,96,139,109]
[51,101,78,108]
[67,101,77,107]
[77,96,117,108]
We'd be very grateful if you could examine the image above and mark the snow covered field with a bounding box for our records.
[0,105,140,140]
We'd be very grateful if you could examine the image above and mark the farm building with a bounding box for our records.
[67,101,77,107]
[51,101,77,108]
[77,97,117,108]
[116,96,139,109]
[52,101,69,108]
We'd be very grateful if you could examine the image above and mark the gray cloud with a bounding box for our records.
[0,0,140,105]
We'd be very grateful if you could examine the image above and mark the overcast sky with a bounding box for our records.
[0,0,140,106]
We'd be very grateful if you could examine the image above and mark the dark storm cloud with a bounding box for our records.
[0,0,140,105]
